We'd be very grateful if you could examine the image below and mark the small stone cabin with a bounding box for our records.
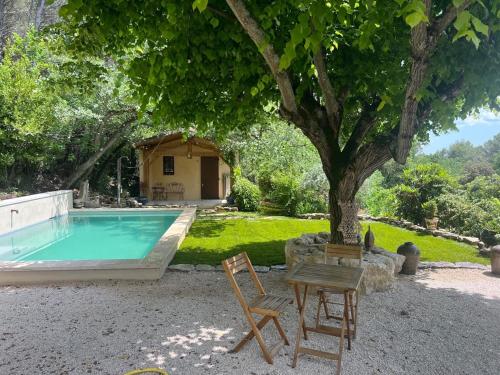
[134,133,231,201]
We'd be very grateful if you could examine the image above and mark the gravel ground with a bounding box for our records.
[0,269,499,375]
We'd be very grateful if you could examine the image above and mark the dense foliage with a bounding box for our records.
[58,0,500,242]
[0,31,153,195]
[360,135,500,238]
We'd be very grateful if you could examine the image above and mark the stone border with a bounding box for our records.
[296,213,485,249]
[168,262,490,272]
[0,208,196,285]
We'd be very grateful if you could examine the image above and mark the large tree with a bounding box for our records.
[59,0,500,242]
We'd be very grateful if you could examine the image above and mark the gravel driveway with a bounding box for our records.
[0,269,499,375]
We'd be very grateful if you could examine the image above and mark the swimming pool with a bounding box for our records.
[0,210,181,261]
[0,208,196,284]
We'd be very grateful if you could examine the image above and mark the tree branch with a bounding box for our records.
[225,0,297,113]
[207,5,236,23]
[395,0,474,163]
[342,98,381,159]
[312,48,340,133]
[430,0,473,40]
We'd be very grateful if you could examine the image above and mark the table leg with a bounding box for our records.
[293,283,308,340]
[344,290,351,350]
[292,284,309,368]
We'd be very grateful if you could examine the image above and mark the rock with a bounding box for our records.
[359,253,396,294]
[215,265,225,272]
[285,233,405,295]
[84,199,100,208]
[253,266,270,273]
[271,264,287,271]
[168,264,195,272]
[429,262,457,269]
[195,264,215,271]
[461,236,481,246]
[371,247,406,274]
[454,262,488,270]
[418,262,433,269]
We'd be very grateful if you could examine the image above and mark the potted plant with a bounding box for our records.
[422,200,439,230]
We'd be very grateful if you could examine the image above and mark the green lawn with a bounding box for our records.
[173,214,488,266]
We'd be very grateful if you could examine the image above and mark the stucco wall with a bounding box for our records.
[0,190,73,236]
[141,143,231,200]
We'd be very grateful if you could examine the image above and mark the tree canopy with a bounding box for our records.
[57,0,500,241]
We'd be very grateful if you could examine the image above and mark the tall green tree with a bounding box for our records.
[59,0,500,242]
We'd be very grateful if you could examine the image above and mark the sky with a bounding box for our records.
[420,109,500,154]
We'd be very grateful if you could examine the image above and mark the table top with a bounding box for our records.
[286,262,364,291]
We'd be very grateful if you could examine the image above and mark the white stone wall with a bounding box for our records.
[0,191,73,236]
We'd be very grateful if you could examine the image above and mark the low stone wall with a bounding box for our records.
[297,213,485,249]
[285,232,406,295]
[0,190,73,236]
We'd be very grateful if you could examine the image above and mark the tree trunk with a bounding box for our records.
[325,168,360,244]
[64,129,124,188]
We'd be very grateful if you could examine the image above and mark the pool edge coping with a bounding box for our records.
[0,207,197,284]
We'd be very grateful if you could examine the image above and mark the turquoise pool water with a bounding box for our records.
[0,211,181,261]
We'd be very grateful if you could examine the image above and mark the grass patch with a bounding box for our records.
[173,215,488,266]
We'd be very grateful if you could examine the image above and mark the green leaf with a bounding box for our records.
[192,0,208,13]
[405,12,428,28]
[250,87,259,96]
[210,18,219,28]
[471,16,488,36]
[452,0,465,7]
[376,100,386,111]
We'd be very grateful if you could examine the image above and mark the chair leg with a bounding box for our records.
[337,317,346,375]
[231,315,272,353]
[247,314,274,364]
[344,291,352,350]
[349,292,356,339]
[272,317,290,346]
[315,292,323,328]
[322,293,330,319]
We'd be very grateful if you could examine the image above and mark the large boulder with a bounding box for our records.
[285,233,406,295]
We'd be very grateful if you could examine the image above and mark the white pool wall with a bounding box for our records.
[0,190,73,236]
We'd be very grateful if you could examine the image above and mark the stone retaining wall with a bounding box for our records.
[284,232,406,295]
[296,213,485,249]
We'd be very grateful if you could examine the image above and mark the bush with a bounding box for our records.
[434,193,499,237]
[259,169,328,216]
[231,176,261,211]
[358,171,397,217]
[394,163,456,224]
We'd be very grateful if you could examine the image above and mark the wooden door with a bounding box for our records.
[201,157,219,199]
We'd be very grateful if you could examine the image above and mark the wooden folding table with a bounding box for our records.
[286,262,364,374]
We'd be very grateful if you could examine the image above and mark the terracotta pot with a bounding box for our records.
[425,217,439,230]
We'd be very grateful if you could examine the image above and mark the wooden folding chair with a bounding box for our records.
[222,252,292,364]
[315,244,363,350]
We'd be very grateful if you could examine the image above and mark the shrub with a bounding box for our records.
[295,190,328,215]
[394,185,423,223]
[267,173,300,216]
[435,193,494,237]
[231,176,261,211]
[358,172,398,217]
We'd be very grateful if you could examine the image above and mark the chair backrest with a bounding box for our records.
[166,182,184,193]
[324,243,363,266]
[222,252,266,310]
